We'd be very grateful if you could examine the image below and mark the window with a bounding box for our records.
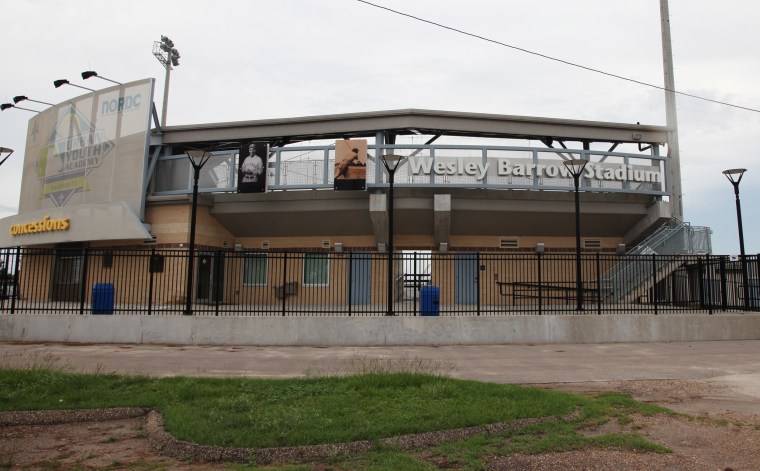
[303,253,329,286]
[243,254,268,285]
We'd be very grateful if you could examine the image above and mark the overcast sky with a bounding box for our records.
[1,0,758,254]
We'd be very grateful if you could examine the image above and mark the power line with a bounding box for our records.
[355,0,760,114]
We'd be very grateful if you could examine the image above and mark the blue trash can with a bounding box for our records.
[92,283,114,315]
[420,285,440,316]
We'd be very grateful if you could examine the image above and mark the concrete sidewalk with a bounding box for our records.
[2,340,759,399]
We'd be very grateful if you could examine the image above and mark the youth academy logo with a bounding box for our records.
[35,104,115,207]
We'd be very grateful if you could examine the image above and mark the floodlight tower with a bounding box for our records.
[153,35,181,127]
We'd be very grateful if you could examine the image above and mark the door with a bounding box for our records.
[455,252,478,304]
[51,246,85,302]
[349,252,371,304]
[196,252,224,304]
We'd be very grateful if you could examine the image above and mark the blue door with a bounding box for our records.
[455,252,478,304]
[350,252,371,304]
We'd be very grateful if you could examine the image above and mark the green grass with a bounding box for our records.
[0,359,675,469]
[0,368,582,449]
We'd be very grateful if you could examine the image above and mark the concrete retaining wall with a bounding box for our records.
[2,313,760,345]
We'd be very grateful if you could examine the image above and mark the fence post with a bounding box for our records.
[281,251,288,317]
[147,248,155,316]
[706,254,714,314]
[11,247,20,314]
[347,252,353,317]
[697,257,705,310]
[79,247,90,315]
[413,251,418,317]
[214,250,222,317]
[651,253,658,315]
[596,253,602,315]
[476,253,481,316]
[537,252,542,316]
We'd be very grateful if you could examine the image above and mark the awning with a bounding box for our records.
[0,201,152,248]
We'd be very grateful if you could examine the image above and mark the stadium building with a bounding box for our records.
[0,79,712,313]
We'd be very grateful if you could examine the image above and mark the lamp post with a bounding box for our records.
[183,149,213,315]
[81,71,122,85]
[381,154,406,316]
[723,168,750,309]
[0,148,13,167]
[53,79,94,92]
[153,35,181,127]
[563,159,589,311]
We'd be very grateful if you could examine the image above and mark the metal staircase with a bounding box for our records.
[601,219,711,302]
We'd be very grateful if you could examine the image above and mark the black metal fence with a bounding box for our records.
[0,247,758,316]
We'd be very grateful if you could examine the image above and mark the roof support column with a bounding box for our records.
[369,193,388,249]
[434,194,451,249]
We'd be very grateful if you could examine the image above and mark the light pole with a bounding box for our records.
[153,35,180,128]
[723,168,750,309]
[381,154,406,316]
[183,149,213,315]
[81,71,122,85]
[563,159,588,311]
[0,148,14,167]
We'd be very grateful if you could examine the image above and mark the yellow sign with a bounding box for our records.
[10,215,70,236]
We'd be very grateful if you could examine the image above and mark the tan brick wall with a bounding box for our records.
[145,203,234,248]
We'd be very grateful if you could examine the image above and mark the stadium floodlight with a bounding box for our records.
[1,103,39,113]
[153,35,180,127]
[53,79,94,92]
[81,71,122,85]
[13,96,54,106]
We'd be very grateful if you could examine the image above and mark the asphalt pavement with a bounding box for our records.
[1,340,759,400]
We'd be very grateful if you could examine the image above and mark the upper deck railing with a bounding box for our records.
[150,143,668,197]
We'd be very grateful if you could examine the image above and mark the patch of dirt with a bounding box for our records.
[0,416,216,470]
[2,380,760,470]
[488,412,760,470]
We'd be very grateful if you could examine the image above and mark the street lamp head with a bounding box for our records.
[562,159,589,178]
[185,149,208,160]
[381,154,406,173]
[723,168,747,184]
[1,103,13,111]
[185,148,213,169]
